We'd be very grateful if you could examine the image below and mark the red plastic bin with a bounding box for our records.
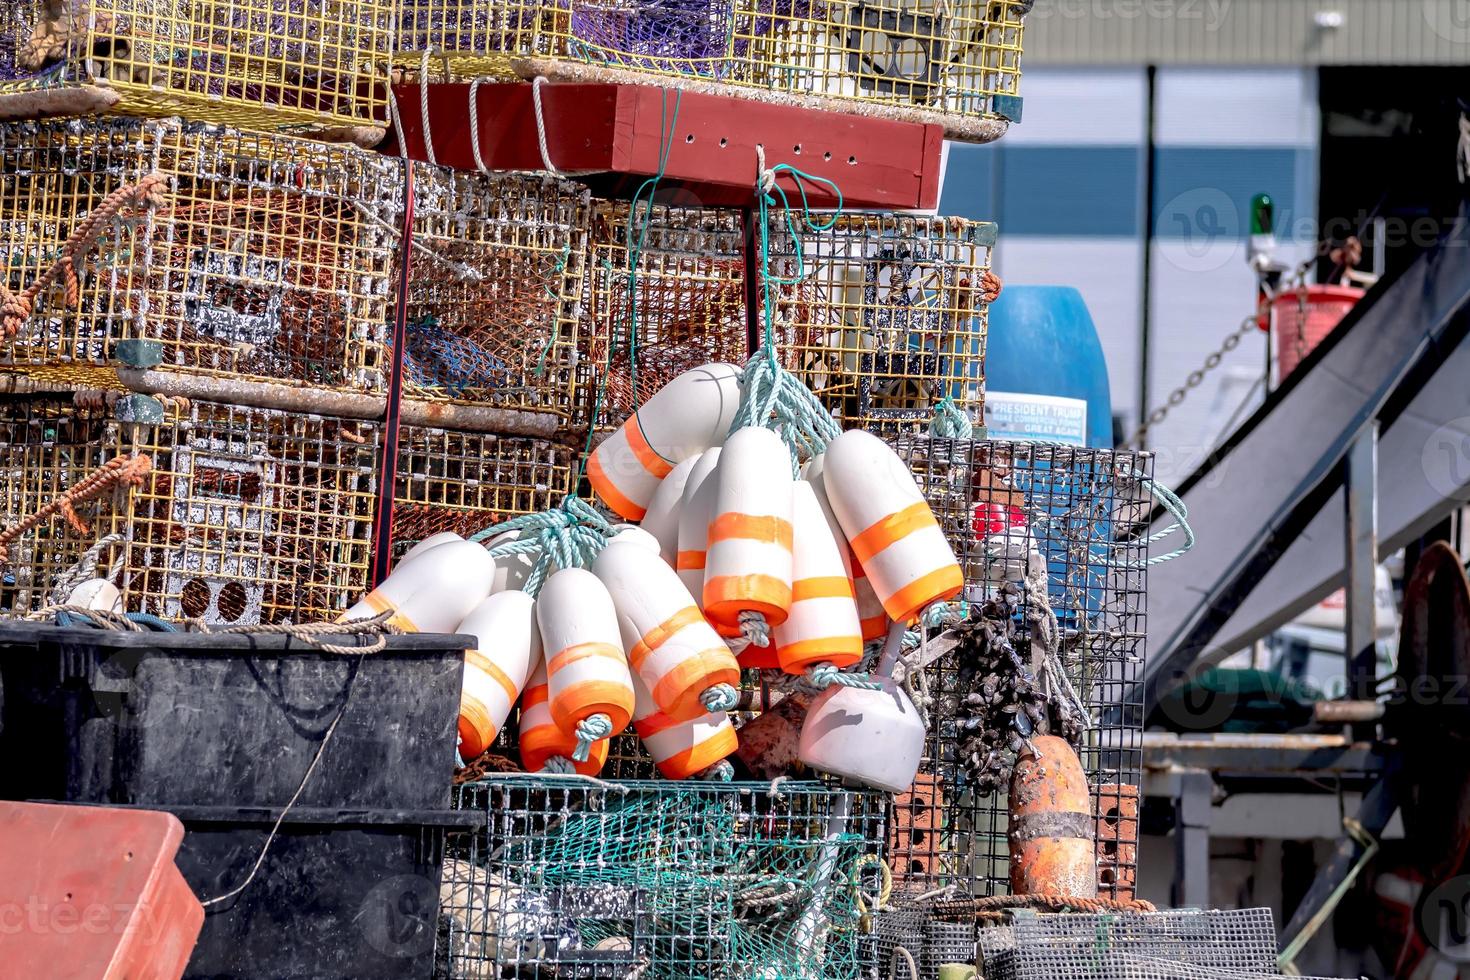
[1271,284,1365,380]
[0,801,203,979]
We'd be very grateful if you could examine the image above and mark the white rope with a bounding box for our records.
[418,49,438,167]
[755,143,776,195]
[468,77,492,175]
[529,76,604,178]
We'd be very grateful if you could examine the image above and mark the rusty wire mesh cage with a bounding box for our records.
[0,117,400,395]
[402,165,591,426]
[395,0,1027,139]
[391,426,577,561]
[877,436,1152,902]
[765,214,993,434]
[438,777,887,979]
[580,201,750,432]
[0,392,380,625]
[0,1,394,138]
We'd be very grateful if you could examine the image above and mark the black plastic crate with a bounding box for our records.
[0,625,468,810]
[169,805,476,980]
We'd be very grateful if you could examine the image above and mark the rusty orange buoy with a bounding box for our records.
[1009,735,1097,898]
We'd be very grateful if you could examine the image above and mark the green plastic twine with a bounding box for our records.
[754,159,843,361]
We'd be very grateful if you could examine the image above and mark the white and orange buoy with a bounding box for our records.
[610,524,662,555]
[851,561,890,642]
[587,363,742,521]
[396,531,464,569]
[823,429,962,623]
[629,655,738,780]
[807,453,888,642]
[641,453,702,566]
[703,426,794,632]
[593,540,741,722]
[536,568,635,762]
[519,656,610,776]
[455,591,538,760]
[342,539,496,633]
[675,448,723,604]
[773,481,862,675]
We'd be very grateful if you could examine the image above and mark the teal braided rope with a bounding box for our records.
[699,759,735,781]
[728,352,842,471]
[542,756,576,774]
[474,496,618,597]
[928,396,974,438]
[754,157,843,360]
[806,663,882,691]
[572,712,613,762]
[900,600,971,650]
[1099,474,1195,568]
[701,683,740,712]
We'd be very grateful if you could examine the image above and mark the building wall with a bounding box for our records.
[940,66,1318,485]
[1024,0,1470,66]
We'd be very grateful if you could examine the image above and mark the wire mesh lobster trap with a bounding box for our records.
[0,392,380,625]
[439,777,887,980]
[0,117,400,396]
[876,437,1152,902]
[391,426,577,561]
[766,214,993,434]
[580,201,750,431]
[976,907,1348,980]
[396,0,1028,139]
[0,1,394,139]
[401,166,591,426]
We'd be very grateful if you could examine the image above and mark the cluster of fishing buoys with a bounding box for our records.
[346,363,962,790]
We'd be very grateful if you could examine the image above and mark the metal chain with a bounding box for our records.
[1125,315,1259,448]
[1127,240,1338,449]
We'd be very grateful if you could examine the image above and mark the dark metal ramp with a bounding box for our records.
[1143,210,1470,702]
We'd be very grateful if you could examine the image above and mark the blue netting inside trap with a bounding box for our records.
[399,316,508,397]
[570,0,735,77]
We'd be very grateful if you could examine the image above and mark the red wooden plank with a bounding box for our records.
[388,82,943,211]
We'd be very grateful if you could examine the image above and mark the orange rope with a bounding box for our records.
[0,454,154,565]
[981,269,1003,305]
[1,171,170,339]
[932,893,1157,924]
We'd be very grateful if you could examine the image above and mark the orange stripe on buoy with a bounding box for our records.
[587,451,648,521]
[707,512,794,549]
[628,417,676,479]
[629,606,708,669]
[362,592,396,616]
[465,649,520,703]
[523,683,550,707]
[791,576,855,602]
[704,574,792,622]
[551,679,635,730]
[675,551,707,571]
[848,501,940,565]
[886,564,965,624]
[776,635,864,661]
[659,724,739,780]
[653,656,740,721]
[634,709,685,740]
[547,642,626,675]
[860,615,888,641]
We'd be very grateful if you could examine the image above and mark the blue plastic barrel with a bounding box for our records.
[983,285,1112,449]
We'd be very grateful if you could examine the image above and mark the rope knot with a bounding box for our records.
[701,682,740,713]
[807,663,883,691]
[572,712,614,762]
